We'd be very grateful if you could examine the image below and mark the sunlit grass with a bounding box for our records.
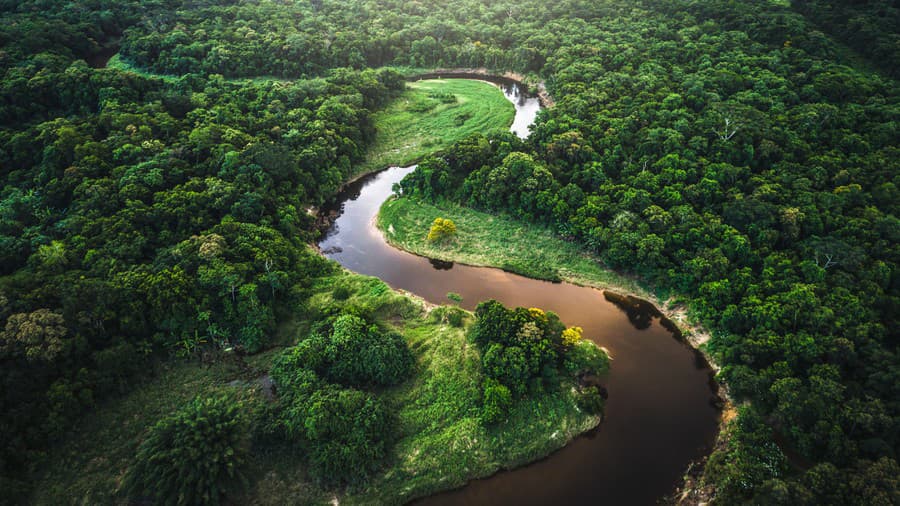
[358,79,515,174]
[378,196,650,297]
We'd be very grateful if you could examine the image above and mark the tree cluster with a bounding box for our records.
[0,2,405,494]
[1,0,897,503]
[264,314,413,485]
[472,301,607,423]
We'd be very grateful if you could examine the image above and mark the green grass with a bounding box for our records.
[357,79,515,174]
[378,196,651,298]
[33,267,599,505]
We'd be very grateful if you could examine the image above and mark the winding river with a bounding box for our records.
[319,81,720,505]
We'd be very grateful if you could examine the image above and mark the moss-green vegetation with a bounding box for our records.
[33,268,603,505]
[379,196,649,296]
[358,79,515,173]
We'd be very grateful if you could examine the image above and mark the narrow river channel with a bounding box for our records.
[318,80,720,505]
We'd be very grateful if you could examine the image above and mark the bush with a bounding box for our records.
[427,91,457,103]
[426,217,457,243]
[124,395,249,506]
[325,314,414,386]
[332,285,351,300]
[564,340,609,375]
[287,385,390,485]
[270,335,328,387]
[481,378,512,424]
[431,306,467,327]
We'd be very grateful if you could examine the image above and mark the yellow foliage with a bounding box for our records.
[426,217,457,243]
[528,307,546,320]
[561,326,584,347]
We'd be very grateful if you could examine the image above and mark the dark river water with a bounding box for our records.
[318,81,720,505]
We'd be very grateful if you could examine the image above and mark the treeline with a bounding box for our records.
[397,0,898,503]
[118,0,589,77]
[0,2,405,496]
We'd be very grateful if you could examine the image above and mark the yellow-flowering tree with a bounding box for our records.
[561,326,584,347]
[426,217,457,243]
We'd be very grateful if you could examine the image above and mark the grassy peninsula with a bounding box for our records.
[359,79,516,173]
[379,196,650,297]
[33,269,604,505]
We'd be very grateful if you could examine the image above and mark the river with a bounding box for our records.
[318,80,720,505]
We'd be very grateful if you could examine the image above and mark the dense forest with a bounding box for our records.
[1,0,898,504]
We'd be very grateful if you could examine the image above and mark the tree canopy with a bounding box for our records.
[1,0,897,503]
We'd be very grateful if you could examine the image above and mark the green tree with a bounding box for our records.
[124,395,249,506]
[0,309,69,363]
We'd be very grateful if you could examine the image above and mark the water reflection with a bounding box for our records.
[603,291,662,330]
[429,258,454,270]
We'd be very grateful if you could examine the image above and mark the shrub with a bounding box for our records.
[431,306,467,327]
[124,395,249,506]
[408,97,437,112]
[445,307,466,327]
[426,217,457,243]
[270,335,328,387]
[564,340,609,375]
[332,285,351,300]
[427,90,457,103]
[325,314,414,386]
[481,378,512,424]
[291,386,390,485]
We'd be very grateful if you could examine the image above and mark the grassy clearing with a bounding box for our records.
[358,79,515,174]
[378,196,651,298]
[34,267,597,505]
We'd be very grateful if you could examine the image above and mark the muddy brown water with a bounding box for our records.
[318,81,720,505]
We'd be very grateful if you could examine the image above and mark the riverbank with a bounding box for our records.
[377,194,732,504]
[410,68,554,108]
[31,268,604,505]
[377,195,720,366]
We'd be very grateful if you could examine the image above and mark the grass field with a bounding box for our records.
[33,268,599,505]
[378,196,652,298]
[358,79,515,174]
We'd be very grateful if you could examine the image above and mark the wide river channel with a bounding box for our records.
[319,80,721,505]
